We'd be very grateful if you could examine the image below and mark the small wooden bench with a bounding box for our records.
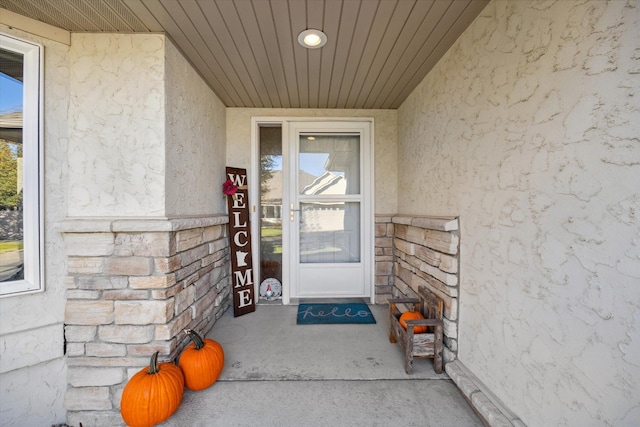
[389,287,444,374]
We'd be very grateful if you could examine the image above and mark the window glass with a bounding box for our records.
[298,134,360,195]
[0,34,42,296]
[259,126,283,290]
[299,202,360,263]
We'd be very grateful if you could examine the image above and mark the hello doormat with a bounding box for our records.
[296,303,376,325]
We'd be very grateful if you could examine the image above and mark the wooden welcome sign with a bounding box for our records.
[225,167,256,317]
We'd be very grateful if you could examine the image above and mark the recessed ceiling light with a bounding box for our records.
[298,29,327,49]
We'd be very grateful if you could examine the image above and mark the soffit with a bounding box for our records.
[0,0,488,109]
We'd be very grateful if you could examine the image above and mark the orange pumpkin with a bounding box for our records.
[399,310,428,334]
[120,351,184,427]
[179,329,225,391]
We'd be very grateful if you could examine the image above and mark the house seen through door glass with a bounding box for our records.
[298,134,360,264]
[259,126,283,299]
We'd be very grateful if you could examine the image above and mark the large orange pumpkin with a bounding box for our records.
[399,310,428,334]
[120,351,184,427]
[178,329,225,391]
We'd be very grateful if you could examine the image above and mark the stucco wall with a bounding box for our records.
[397,1,640,425]
[226,108,398,215]
[66,34,228,218]
[67,33,166,217]
[0,24,69,425]
[165,39,227,216]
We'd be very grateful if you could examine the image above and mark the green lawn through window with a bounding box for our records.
[0,241,23,253]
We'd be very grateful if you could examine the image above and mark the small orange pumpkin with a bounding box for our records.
[399,310,428,334]
[179,329,225,391]
[120,351,184,427]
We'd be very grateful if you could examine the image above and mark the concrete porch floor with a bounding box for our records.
[159,303,483,426]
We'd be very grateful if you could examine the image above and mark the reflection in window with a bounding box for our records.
[298,134,360,195]
[299,202,360,264]
[297,134,361,264]
[259,126,283,287]
[1,48,24,283]
[0,35,42,296]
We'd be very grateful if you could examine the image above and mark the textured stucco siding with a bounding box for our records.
[67,33,166,217]
[397,1,640,425]
[66,33,227,218]
[0,24,70,425]
[164,38,228,216]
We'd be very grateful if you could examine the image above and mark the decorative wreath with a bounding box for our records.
[222,179,238,196]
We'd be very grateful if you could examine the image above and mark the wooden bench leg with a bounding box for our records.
[434,325,443,374]
[404,353,414,374]
[389,303,397,344]
[434,354,442,374]
[389,305,398,343]
[404,328,415,374]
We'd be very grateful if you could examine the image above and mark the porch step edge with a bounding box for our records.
[446,360,525,427]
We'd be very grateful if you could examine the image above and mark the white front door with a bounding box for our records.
[288,121,372,299]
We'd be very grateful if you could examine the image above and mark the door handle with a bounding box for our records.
[290,203,300,222]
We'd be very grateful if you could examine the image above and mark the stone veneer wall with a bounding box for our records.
[374,216,395,303]
[59,216,231,426]
[387,215,460,363]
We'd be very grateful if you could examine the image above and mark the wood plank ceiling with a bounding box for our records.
[0,0,489,109]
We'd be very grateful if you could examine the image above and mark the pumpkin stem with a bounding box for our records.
[148,351,160,375]
[184,329,205,350]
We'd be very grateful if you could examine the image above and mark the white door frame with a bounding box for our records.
[250,117,375,305]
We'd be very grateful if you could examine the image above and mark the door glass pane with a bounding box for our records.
[0,48,24,282]
[259,126,283,285]
[299,134,360,195]
[299,202,360,263]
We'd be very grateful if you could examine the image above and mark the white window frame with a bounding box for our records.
[0,33,44,297]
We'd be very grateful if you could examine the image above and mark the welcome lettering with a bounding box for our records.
[226,167,256,317]
[227,172,247,187]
